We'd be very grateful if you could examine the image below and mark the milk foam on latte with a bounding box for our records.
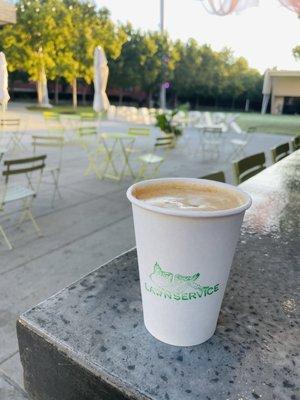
[133,181,244,211]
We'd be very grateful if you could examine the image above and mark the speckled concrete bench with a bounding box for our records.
[17,151,299,400]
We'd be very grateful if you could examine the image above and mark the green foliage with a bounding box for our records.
[0,0,127,95]
[109,28,179,104]
[0,0,263,108]
[155,110,182,136]
[293,45,300,60]
[171,43,262,105]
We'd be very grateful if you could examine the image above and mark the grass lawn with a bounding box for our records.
[237,113,299,136]
[27,105,299,136]
[27,105,94,114]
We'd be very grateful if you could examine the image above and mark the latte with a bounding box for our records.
[133,181,244,211]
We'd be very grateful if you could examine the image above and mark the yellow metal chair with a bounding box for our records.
[128,127,151,137]
[80,112,99,128]
[77,127,103,178]
[43,111,64,136]
[126,127,151,155]
[233,152,266,184]
[271,143,290,164]
[136,135,175,181]
[43,111,60,122]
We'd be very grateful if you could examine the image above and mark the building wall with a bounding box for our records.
[0,0,16,24]
[270,75,300,115]
[272,76,300,97]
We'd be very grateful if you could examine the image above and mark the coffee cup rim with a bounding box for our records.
[127,178,252,218]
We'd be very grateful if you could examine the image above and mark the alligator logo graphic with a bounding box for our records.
[150,262,201,293]
[145,262,220,301]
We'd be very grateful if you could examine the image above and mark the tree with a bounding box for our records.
[0,0,127,107]
[109,29,179,106]
[140,31,179,106]
[0,0,60,105]
[172,39,203,104]
[63,1,126,108]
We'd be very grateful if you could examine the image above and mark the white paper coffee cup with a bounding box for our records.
[127,178,251,346]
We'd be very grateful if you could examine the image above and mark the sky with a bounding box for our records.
[96,0,300,73]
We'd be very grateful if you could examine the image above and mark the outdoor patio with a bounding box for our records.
[0,104,294,395]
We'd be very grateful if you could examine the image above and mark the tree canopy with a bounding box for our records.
[0,0,262,109]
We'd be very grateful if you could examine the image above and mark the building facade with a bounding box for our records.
[0,0,16,25]
[262,70,300,115]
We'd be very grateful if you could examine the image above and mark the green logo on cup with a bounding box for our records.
[145,262,220,301]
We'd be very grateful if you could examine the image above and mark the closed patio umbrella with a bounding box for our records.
[0,52,10,112]
[93,46,110,113]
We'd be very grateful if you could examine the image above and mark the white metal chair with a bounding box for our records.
[0,154,46,250]
[135,135,175,181]
[201,126,224,159]
[226,114,242,133]
[227,126,255,160]
[107,105,116,120]
[32,136,65,206]
[188,111,202,127]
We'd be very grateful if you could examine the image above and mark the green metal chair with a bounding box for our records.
[32,135,65,205]
[200,171,226,183]
[128,127,151,137]
[271,143,290,164]
[291,135,300,151]
[0,155,46,249]
[233,152,266,184]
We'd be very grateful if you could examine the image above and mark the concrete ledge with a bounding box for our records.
[17,151,300,400]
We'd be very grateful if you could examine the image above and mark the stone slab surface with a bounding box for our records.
[17,151,300,399]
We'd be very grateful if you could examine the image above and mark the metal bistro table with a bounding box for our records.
[17,151,299,400]
[99,132,136,181]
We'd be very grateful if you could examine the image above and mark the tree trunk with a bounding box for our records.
[82,86,87,106]
[72,78,77,109]
[54,78,59,105]
[118,90,123,105]
[148,91,153,107]
[245,98,250,112]
[36,80,42,106]
[231,97,235,110]
[174,94,178,108]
